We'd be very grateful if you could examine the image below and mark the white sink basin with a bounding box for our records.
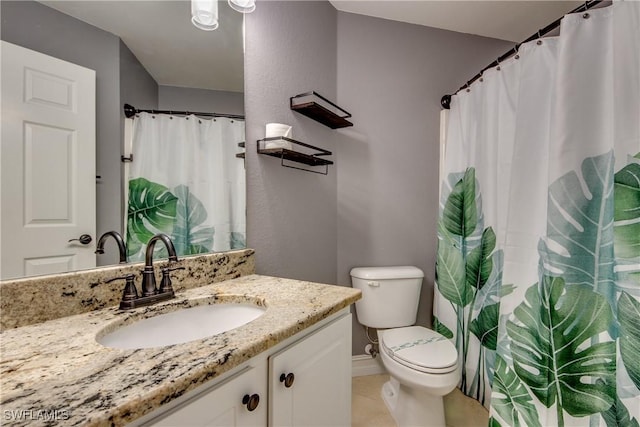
[97,303,266,349]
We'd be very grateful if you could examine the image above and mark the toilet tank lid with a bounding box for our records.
[350,266,424,280]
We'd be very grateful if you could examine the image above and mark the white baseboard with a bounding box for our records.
[352,354,386,377]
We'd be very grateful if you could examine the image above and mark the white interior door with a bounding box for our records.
[1,41,96,280]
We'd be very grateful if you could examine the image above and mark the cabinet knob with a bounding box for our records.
[279,372,295,388]
[242,394,260,411]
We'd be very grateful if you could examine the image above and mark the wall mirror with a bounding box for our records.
[0,0,246,280]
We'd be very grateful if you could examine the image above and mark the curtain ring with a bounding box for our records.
[583,12,590,19]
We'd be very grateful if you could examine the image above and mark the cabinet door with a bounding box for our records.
[269,314,352,427]
[148,363,267,427]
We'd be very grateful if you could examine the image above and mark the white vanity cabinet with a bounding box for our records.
[269,313,352,427]
[138,311,352,427]
[147,362,268,427]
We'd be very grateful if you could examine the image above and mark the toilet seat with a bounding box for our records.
[380,326,457,374]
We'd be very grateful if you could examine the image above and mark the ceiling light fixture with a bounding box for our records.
[191,0,219,31]
[228,0,256,14]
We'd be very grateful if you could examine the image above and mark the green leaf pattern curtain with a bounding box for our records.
[126,112,246,261]
[434,3,640,426]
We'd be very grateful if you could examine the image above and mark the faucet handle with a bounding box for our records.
[107,274,139,302]
[159,266,185,294]
[106,273,134,283]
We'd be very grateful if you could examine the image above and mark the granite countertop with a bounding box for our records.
[0,275,361,426]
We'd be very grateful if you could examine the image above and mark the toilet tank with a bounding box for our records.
[350,266,424,329]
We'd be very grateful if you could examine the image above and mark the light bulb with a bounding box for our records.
[228,0,255,14]
[192,0,219,31]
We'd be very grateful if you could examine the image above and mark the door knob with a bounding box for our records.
[242,394,260,411]
[279,372,295,388]
[68,234,92,245]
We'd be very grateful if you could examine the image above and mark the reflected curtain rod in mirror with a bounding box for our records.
[124,103,245,120]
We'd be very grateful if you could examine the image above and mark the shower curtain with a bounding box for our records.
[434,2,640,426]
[126,112,246,261]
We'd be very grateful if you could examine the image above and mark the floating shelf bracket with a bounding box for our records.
[236,141,246,159]
[290,91,353,129]
[257,137,333,175]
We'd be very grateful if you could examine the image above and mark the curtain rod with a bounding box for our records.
[440,0,605,109]
[123,103,245,120]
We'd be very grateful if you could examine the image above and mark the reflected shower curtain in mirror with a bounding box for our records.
[434,2,640,426]
[126,112,246,261]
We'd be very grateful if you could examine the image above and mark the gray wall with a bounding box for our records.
[118,41,159,265]
[335,12,512,354]
[1,0,123,253]
[245,2,512,355]
[159,86,244,116]
[120,41,159,112]
[245,1,339,284]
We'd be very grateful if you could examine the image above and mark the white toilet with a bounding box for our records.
[350,266,460,427]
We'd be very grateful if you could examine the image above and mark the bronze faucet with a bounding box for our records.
[141,233,179,297]
[95,231,127,263]
[108,233,183,310]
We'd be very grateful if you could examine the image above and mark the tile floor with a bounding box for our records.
[352,374,489,427]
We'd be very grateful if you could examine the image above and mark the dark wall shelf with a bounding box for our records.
[257,137,333,175]
[290,91,353,129]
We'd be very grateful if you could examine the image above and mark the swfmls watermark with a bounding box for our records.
[3,409,70,422]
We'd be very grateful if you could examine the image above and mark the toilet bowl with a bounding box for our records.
[378,326,460,426]
[350,266,460,427]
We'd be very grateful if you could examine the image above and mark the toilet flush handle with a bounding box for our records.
[367,281,380,287]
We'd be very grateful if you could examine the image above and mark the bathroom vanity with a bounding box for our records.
[135,311,352,426]
[0,270,360,426]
